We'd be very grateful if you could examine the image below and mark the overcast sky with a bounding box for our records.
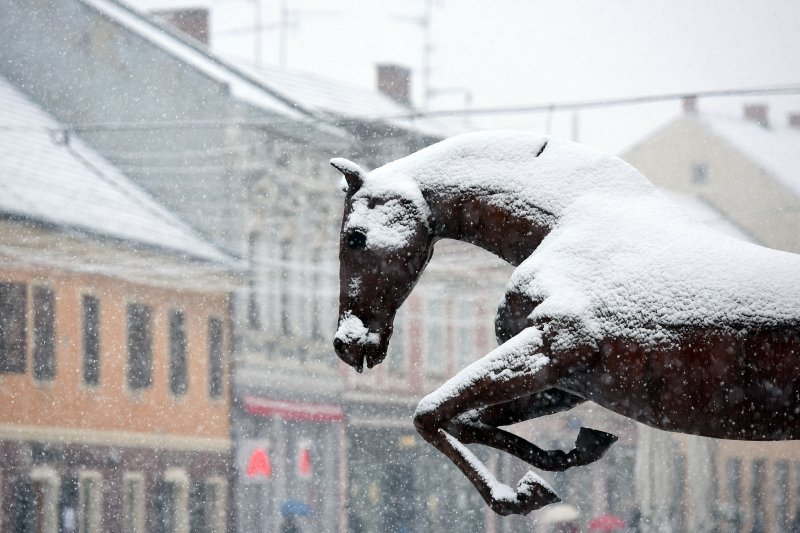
[130,0,800,153]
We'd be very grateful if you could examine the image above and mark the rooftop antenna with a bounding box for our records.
[217,0,337,68]
[393,0,438,110]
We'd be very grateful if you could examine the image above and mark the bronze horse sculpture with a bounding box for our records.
[331,131,800,515]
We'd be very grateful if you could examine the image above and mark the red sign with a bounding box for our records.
[246,448,272,478]
[298,447,312,478]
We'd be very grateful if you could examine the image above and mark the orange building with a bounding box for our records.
[0,76,239,532]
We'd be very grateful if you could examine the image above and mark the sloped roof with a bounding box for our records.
[698,113,800,197]
[0,75,232,263]
[662,190,754,242]
[78,0,313,124]
[233,62,462,139]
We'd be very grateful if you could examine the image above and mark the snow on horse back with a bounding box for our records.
[331,131,800,515]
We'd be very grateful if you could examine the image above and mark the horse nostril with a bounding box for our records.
[333,337,345,353]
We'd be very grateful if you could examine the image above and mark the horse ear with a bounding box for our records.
[331,158,366,191]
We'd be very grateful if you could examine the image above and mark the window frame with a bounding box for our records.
[77,471,103,533]
[126,301,154,392]
[158,468,189,533]
[0,280,28,374]
[81,293,101,388]
[168,309,188,397]
[207,316,225,401]
[122,472,145,533]
[31,284,56,383]
[28,465,59,533]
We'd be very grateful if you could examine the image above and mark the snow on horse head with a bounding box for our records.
[331,131,800,515]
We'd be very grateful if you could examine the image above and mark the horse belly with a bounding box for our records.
[585,328,800,440]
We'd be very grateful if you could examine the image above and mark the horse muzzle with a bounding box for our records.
[333,314,389,372]
[333,337,387,373]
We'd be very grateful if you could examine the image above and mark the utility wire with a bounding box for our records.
[1,84,799,134]
[394,84,800,119]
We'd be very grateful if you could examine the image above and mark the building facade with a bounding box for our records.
[0,74,237,532]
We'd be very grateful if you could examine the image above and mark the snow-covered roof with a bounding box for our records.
[662,190,753,242]
[698,113,800,197]
[233,62,461,139]
[0,75,232,263]
[78,0,311,124]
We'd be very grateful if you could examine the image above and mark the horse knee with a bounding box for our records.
[413,405,443,438]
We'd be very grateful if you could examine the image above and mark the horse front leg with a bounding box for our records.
[413,327,578,515]
[450,391,617,472]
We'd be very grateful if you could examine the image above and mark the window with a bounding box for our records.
[82,295,100,386]
[426,295,445,376]
[691,162,708,183]
[294,245,309,346]
[189,478,226,533]
[156,470,189,533]
[0,281,27,374]
[204,478,227,533]
[32,286,55,382]
[127,303,153,390]
[247,232,261,330]
[59,476,79,533]
[122,473,145,533]
[264,235,278,337]
[456,297,475,368]
[387,308,406,375]
[78,472,102,533]
[189,481,207,533]
[751,459,767,532]
[280,240,291,336]
[310,248,322,341]
[18,466,58,533]
[208,317,224,399]
[725,458,742,532]
[169,310,188,396]
[774,461,790,531]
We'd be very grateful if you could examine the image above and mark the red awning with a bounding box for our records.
[244,397,344,423]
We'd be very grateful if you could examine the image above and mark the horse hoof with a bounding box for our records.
[515,471,560,514]
[575,427,618,463]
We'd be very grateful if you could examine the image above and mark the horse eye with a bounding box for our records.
[346,230,367,250]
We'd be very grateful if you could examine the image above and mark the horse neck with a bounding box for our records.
[421,186,557,267]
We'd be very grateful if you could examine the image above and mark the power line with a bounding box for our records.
[1,83,799,135]
[392,84,800,119]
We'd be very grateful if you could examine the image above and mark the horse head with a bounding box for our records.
[331,157,435,372]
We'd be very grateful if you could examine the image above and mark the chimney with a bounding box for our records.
[789,113,800,129]
[376,64,411,107]
[682,95,697,114]
[151,8,210,45]
[743,104,769,128]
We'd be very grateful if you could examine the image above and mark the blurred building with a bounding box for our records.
[0,2,700,532]
[0,74,237,532]
[0,1,472,531]
[622,100,800,532]
[624,98,800,252]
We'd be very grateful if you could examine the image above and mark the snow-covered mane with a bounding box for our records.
[331,131,800,516]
